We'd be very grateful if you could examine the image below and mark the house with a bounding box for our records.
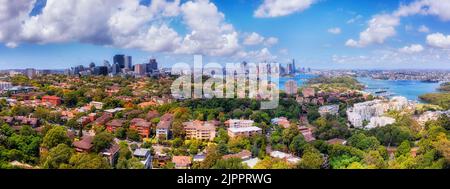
[318,105,340,117]
[193,154,206,162]
[77,116,92,126]
[146,110,160,121]
[228,127,262,138]
[22,117,39,127]
[270,151,301,165]
[41,96,62,106]
[106,119,125,133]
[10,116,39,127]
[89,101,104,110]
[93,113,112,126]
[225,119,262,138]
[327,138,347,145]
[124,110,143,119]
[302,88,315,98]
[133,148,152,169]
[386,147,420,159]
[1,116,14,124]
[172,156,192,169]
[101,143,120,167]
[130,118,151,138]
[73,135,94,152]
[225,119,254,128]
[88,113,97,122]
[104,108,125,114]
[298,126,316,142]
[271,117,290,128]
[153,145,170,167]
[222,150,252,160]
[138,101,158,109]
[243,158,261,169]
[183,120,217,141]
[106,85,120,96]
[156,113,174,139]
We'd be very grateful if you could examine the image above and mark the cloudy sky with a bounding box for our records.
[0,0,450,70]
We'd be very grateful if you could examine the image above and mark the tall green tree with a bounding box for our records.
[42,126,71,149]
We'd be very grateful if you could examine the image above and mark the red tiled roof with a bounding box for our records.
[223,150,252,160]
[172,156,192,167]
[42,96,61,100]
[107,119,125,128]
[146,110,160,120]
[73,135,94,151]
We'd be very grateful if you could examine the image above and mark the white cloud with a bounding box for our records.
[264,37,279,46]
[346,14,399,47]
[394,0,450,21]
[114,24,182,52]
[426,33,450,49]
[399,44,424,53]
[418,25,430,33]
[243,33,278,47]
[279,48,289,55]
[243,32,265,45]
[2,0,287,59]
[254,0,316,18]
[235,48,277,62]
[4,0,183,52]
[0,0,36,44]
[345,39,359,47]
[347,15,362,24]
[332,48,450,66]
[328,27,341,34]
[175,0,240,56]
[347,0,450,48]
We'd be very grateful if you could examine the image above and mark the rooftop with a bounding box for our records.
[228,126,262,133]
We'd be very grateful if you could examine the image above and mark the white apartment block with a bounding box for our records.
[226,119,261,138]
[347,96,409,128]
[0,82,12,91]
[227,119,255,128]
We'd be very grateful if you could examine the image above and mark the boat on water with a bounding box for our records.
[421,79,439,83]
[375,90,388,94]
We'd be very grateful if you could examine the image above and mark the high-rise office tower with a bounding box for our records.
[146,59,158,73]
[93,66,108,76]
[111,63,120,75]
[134,64,146,75]
[89,62,96,69]
[292,59,296,74]
[113,54,125,69]
[25,68,37,79]
[124,56,132,70]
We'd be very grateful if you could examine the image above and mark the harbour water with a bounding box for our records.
[357,77,441,101]
[278,74,317,90]
[278,74,441,101]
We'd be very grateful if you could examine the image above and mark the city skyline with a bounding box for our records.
[1,0,450,70]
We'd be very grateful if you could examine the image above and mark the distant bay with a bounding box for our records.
[277,74,317,90]
[277,74,441,102]
[357,77,441,101]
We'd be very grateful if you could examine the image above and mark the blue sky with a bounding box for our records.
[0,0,449,70]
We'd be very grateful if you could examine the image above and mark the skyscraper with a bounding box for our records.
[25,68,37,79]
[89,62,96,69]
[113,54,125,69]
[146,59,158,73]
[103,60,111,73]
[292,59,296,74]
[93,66,108,76]
[134,64,146,76]
[111,63,120,75]
[124,56,132,70]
